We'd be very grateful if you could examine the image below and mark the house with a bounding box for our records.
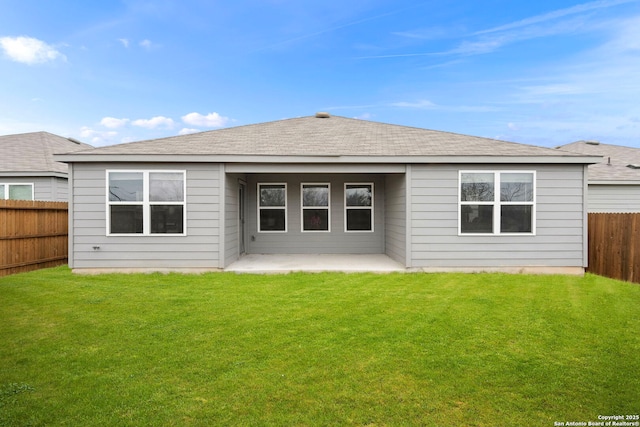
[56,113,601,274]
[0,131,92,201]
[557,140,640,212]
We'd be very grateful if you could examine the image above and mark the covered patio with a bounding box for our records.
[226,254,406,273]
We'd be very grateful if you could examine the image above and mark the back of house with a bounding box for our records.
[56,114,600,274]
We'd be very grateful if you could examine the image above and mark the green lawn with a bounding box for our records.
[1,267,638,426]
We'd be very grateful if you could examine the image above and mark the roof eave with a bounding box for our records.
[54,154,602,165]
[0,171,68,178]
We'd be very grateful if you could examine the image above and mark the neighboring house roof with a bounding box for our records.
[557,141,640,183]
[0,131,93,177]
[58,114,599,164]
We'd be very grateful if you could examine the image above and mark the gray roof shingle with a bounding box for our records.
[557,141,640,182]
[0,131,93,174]
[69,115,589,159]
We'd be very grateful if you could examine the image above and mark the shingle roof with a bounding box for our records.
[557,141,640,182]
[69,115,589,159]
[0,131,93,174]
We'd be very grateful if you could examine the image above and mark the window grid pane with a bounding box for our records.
[260,185,286,207]
[302,185,329,207]
[260,209,286,231]
[150,205,184,233]
[8,185,33,200]
[461,173,494,202]
[501,205,532,233]
[346,209,372,231]
[303,209,329,231]
[500,173,534,202]
[461,205,493,233]
[110,205,143,234]
[345,185,372,207]
[150,172,184,202]
[109,172,143,202]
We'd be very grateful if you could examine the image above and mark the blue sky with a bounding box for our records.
[1,0,640,148]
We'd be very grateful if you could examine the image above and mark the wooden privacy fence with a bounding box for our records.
[0,200,68,277]
[588,213,640,283]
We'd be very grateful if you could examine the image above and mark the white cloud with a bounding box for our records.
[140,39,152,49]
[100,117,130,128]
[0,36,66,65]
[79,127,118,146]
[179,128,200,135]
[475,0,635,35]
[132,116,175,129]
[118,38,130,48]
[182,112,229,128]
[363,0,632,60]
[391,100,436,109]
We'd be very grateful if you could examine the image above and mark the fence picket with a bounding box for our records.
[588,213,640,283]
[0,200,68,276]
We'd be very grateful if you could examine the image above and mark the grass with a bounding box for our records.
[0,267,639,426]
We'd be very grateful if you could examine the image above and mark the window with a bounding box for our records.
[302,183,330,232]
[0,183,34,200]
[258,183,287,232]
[345,183,373,232]
[460,171,535,235]
[107,171,185,235]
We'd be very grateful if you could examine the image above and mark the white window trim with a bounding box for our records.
[301,183,331,233]
[0,183,34,200]
[458,170,536,236]
[344,182,374,233]
[106,170,187,237]
[257,182,287,233]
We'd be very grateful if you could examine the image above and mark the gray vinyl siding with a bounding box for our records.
[70,162,221,269]
[224,173,246,267]
[384,173,406,264]
[246,173,385,254]
[409,164,586,268]
[587,184,640,212]
[0,176,68,201]
[51,177,69,201]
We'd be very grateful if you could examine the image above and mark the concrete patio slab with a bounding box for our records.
[226,254,405,273]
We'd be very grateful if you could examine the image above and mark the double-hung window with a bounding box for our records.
[302,183,330,232]
[0,183,34,200]
[258,183,287,232]
[107,171,186,235]
[459,171,535,235]
[345,183,373,232]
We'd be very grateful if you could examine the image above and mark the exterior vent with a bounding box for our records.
[627,164,640,169]
[585,140,600,145]
[67,137,83,145]
[315,112,330,118]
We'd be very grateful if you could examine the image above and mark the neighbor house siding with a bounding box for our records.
[0,176,68,201]
[409,164,585,268]
[52,177,69,201]
[587,184,640,212]
[384,173,406,265]
[246,173,385,254]
[70,162,221,269]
